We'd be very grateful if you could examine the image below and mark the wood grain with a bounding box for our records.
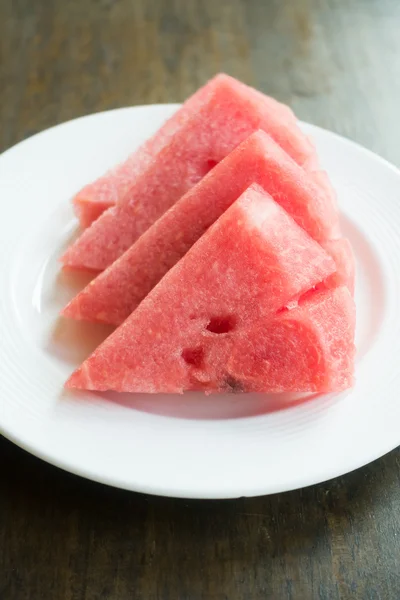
[1,0,400,598]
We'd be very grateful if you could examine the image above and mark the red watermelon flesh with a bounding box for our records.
[66,184,336,393]
[320,238,355,295]
[227,286,355,393]
[309,171,340,237]
[72,74,315,229]
[62,75,334,272]
[74,198,112,230]
[63,130,340,326]
[73,74,234,228]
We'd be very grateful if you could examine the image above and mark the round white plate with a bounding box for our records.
[1,105,399,499]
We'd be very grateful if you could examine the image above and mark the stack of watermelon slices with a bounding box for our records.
[62,74,356,396]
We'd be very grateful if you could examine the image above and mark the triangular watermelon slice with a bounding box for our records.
[72,73,319,228]
[66,184,337,393]
[227,286,355,393]
[62,75,338,272]
[63,130,340,326]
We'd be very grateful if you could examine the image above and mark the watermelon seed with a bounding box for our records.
[206,315,236,334]
[224,375,244,393]
[181,347,204,368]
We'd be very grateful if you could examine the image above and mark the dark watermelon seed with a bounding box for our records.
[224,376,245,393]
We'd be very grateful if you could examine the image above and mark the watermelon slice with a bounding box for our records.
[72,74,317,229]
[66,184,337,393]
[321,238,356,296]
[62,75,337,272]
[63,130,340,326]
[226,286,356,393]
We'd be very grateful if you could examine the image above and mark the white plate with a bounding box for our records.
[1,105,399,499]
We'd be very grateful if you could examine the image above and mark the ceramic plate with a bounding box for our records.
[1,105,399,498]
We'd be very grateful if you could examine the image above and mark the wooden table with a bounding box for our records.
[1,1,399,598]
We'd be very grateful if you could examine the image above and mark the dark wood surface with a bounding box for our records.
[1,1,399,598]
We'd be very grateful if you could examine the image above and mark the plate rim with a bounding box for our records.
[2,426,398,499]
